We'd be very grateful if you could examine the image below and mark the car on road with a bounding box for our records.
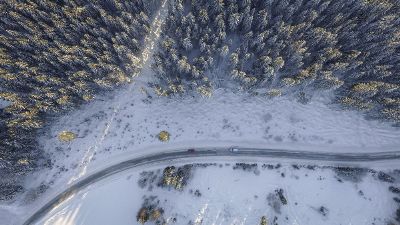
[229,147,239,153]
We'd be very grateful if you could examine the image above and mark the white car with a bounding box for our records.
[229,147,239,153]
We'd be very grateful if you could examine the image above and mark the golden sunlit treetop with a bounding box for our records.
[158,131,170,142]
[58,131,77,142]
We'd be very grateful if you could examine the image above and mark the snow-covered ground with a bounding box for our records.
[2,0,400,224]
[0,99,10,109]
[9,83,398,223]
[9,85,398,224]
[30,161,400,225]
[27,83,400,191]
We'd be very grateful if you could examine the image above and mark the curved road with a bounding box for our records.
[23,146,400,225]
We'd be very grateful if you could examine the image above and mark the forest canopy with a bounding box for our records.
[152,0,400,124]
[0,0,159,200]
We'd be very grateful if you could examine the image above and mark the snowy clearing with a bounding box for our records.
[29,160,400,225]
[14,87,399,220]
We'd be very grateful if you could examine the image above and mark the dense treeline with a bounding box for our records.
[152,0,400,124]
[0,0,159,200]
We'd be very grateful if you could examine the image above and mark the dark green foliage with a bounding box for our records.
[0,0,160,200]
[153,0,400,124]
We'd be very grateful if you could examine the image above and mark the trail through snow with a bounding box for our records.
[68,0,168,185]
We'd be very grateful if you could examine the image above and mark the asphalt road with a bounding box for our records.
[23,147,400,225]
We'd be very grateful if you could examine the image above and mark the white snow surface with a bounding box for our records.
[31,161,399,225]
[0,99,11,109]
[25,86,400,203]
